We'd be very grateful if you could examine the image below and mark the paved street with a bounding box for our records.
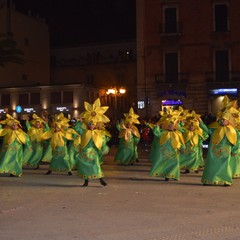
[1,146,240,240]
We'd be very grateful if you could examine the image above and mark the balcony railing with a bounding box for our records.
[155,73,188,84]
[206,71,240,82]
[159,22,182,36]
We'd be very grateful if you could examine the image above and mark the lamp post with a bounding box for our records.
[106,87,126,120]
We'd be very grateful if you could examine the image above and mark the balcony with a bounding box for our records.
[159,22,182,36]
[205,71,240,88]
[155,72,188,83]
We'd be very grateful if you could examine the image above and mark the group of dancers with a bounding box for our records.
[0,98,110,187]
[1,95,240,187]
[114,95,240,187]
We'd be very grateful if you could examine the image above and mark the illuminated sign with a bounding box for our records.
[23,108,36,113]
[137,101,145,109]
[56,106,69,112]
[209,88,238,95]
[16,105,22,113]
[162,99,182,106]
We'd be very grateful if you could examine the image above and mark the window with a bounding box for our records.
[1,94,10,106]
[22,74,28,80]
[63,91,73,104]
[164,7,177,33]
[24,38,29,46]
[30,93,40,105]
[51,92,61,104]
[214,4,228,32]
[19,93,29,105]
[164,52,178,82]
[215,50,229,82]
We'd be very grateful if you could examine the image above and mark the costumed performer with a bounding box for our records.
[24,114,50,169]
[200,96,240,186]
[0,114,31,177]
[149,108,185,181]
[114,107,140,165]
[75,98,110,187]
[180,111,208,174]
[41,113,80,175]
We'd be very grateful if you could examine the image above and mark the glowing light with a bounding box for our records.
[162,99,182,106]
[210,88,238,95]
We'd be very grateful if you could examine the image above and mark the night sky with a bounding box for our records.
[14,0,136,46]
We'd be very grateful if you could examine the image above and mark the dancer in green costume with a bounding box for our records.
[96,122,111,165]
[76,98,110,187]
[180,119,208,174]
[201,96,240,186]
[149,118,185,181]
[41,113,80,175]
[114,107,140,165]
[231,146,240,178]
[0,114,31,177]
[230,114,240,178]
[24,114,50,169]
[67,124,81,171]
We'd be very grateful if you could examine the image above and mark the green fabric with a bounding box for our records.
[99,135,110,165]
[0,141,23,176]
[24,140,43,167]
[24,123,51,167]
[41,139,52,163]
[149,126,183,180]
[77,139,104,179]
[68,141,80,170]
[114,137,139,165]
[231,148,240,178]
[180,141,200,171]
[201,122,240,185]
[49,144,71,172]
[114,124,140,165]
[230,130,240,178]
[149,136,161,163]
[0,131,30,177]
[198,138,205,167]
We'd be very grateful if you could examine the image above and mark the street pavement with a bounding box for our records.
[1,146,240,240]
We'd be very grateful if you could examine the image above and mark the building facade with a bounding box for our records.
[0,2,50,87]
[50,41,137,120]
[136,0,240,118]
[0,3,137,121]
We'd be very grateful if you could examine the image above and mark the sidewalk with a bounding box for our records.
[1,146,240,240]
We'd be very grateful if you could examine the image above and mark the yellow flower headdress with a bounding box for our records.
[159,107,181,129]
[52,113,70,129]
[124,107,140,125]
[30,113,46,126]
[0,114,22,128]
[217,95,238,121]
[80,98,110,124]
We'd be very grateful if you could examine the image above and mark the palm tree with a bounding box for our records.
[0,37,25,67]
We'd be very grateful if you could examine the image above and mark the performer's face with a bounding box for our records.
[54,124,61,132]
[168,123,174,131]
[221,119,229,126]
[189,123,194,131]
[35,121,41,128]
[89,123,95,130]
[11,123,19,130]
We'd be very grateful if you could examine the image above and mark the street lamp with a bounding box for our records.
[106,87,126,120]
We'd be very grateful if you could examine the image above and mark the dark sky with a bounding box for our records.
[14,0,136,46]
